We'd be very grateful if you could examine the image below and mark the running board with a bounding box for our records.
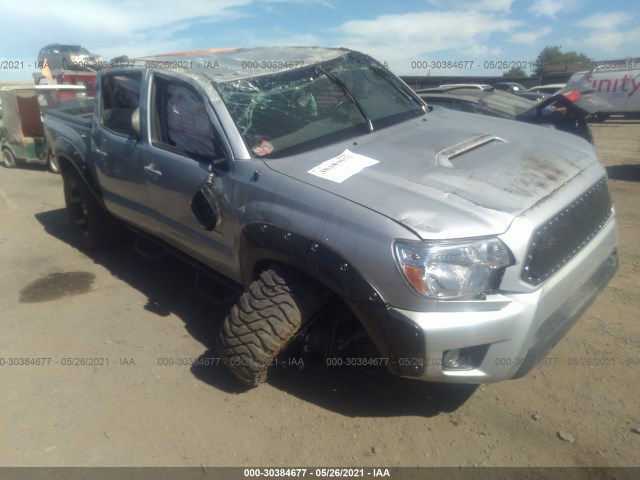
[195,270,239,305]
[134,235,169,260]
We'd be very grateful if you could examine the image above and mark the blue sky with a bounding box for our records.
[0,0,638,82]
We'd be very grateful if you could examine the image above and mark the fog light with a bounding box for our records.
[443,349,463,369]
[442,344,490,371]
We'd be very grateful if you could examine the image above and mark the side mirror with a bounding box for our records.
[131,108,140,137]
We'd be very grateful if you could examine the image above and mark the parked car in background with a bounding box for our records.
[416,84,493,94]
[419,88,594,143]
[439,83,493,91]
[493,82,547,101]
[37,44,104,71]
[562,67,640,121]
[0,85,87,172]
[529,83,565,95]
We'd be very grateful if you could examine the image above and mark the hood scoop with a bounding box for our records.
[436,134,507,169]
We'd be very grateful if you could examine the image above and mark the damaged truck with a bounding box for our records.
[43,47,618,387]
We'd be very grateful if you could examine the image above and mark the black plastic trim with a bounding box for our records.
[344,300,425,377]
[240,223,385,305]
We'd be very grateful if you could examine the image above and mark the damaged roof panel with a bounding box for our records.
[126,46,351,82]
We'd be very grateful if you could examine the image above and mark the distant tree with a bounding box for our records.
[503,67,527,77]
[533,46,590,76]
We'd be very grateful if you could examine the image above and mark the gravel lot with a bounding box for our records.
[0,119,638,468]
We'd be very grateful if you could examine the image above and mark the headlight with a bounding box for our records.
[394,238,512,299]
[70,55,81,61]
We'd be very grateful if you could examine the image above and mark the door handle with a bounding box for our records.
[144,164,162,178]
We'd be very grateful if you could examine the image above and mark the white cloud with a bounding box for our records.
[582,28,640,55]
[329,10,520,75]
[510,27,552,44]
[528,0,582,20]
[462,0,514,12]
[2,0,255,56]
[465,45,502,57]
[574,12,631,30]
[1,0,335,59]
[573,11,639,55]
[430,0,513,11]
[332,10,519,56]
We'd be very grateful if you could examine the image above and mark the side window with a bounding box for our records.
[151,76,222,162]
[451,101,464,111]
[101,72,142,137]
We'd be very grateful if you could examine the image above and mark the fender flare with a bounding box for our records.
[239,222,385,305]
[239,222,425,376]
[54,138,104,207]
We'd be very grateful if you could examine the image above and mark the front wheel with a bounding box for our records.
[217,265,330,387]
[62,169,119,249]
[1,149,17,168]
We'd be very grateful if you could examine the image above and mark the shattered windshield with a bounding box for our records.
[215,53,424,158]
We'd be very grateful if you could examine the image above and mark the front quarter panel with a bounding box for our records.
[236,164,433,310]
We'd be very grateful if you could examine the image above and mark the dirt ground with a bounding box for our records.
[0,119,638,469]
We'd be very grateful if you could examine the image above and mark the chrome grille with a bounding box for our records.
[522,177,612,286]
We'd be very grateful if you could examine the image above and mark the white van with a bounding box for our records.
[564,66,640,121]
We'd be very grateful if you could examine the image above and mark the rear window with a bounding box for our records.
[101,72,142,136]
[59,45,83,52]
[479,92,536,117]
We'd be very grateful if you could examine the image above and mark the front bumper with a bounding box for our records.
[351,217,617,383]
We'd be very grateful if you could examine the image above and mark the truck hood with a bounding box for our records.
[263,108,598,239]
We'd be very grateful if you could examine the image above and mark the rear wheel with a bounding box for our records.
[62,169,119,249]
[217,265,330,387]
[1,149,16,168]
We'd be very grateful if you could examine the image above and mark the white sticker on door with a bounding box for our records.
[307,150,379,183]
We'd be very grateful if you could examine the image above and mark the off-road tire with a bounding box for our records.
[1,149,16,168]
[218,265,330,387]
[62,169,119,249]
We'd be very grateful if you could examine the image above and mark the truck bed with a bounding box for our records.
[43,108,92,163]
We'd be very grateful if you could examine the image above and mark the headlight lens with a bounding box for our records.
[394,238,512,299]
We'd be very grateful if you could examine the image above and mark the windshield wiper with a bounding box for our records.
[313,64,373,133]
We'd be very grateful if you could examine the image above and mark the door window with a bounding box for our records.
[151,76,222,162]
[101,72,142,136]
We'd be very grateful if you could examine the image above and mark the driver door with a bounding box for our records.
[140,74,236,275]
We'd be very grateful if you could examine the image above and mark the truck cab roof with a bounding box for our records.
[116,46,353,82]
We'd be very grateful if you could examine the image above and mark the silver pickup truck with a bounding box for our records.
[43,46,618,387]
